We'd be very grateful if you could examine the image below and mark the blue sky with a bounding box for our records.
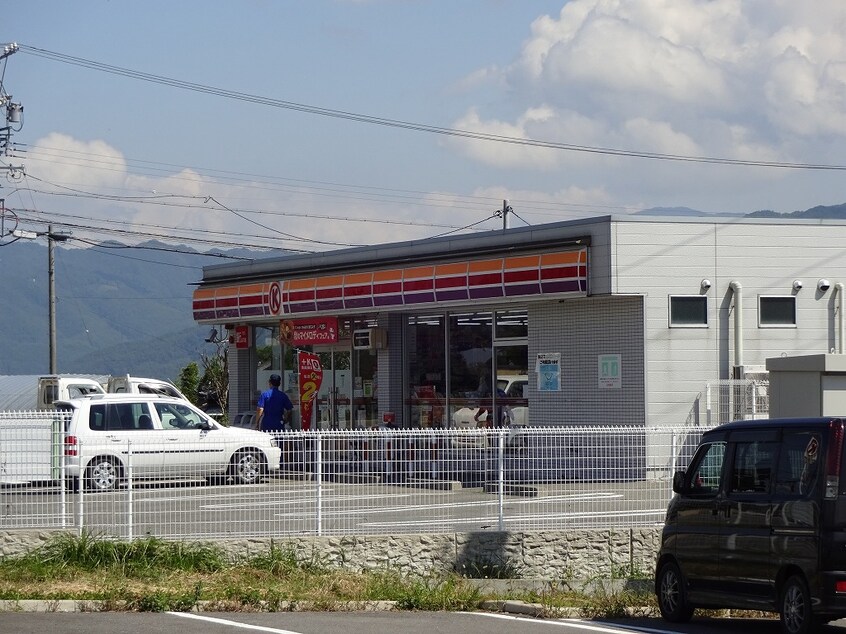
[4,1,846,253]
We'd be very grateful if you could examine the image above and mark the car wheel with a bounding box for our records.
[781,574,816,634]
[85,457,121,492]
[230,450,264,485]
[657,561,694,623]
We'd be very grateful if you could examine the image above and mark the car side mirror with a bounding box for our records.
[672,470,687,494]
[199,420,214,431]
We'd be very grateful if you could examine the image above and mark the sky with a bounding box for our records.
[3,0,846,256]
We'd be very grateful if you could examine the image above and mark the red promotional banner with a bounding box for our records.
[298,351,323,430]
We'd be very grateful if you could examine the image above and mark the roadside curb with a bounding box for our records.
[0,598,566,616]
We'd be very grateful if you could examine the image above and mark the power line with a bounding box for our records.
[18,44,846,172]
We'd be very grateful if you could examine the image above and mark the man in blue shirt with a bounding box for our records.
[255,374,293,432]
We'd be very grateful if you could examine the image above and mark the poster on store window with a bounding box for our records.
[298,351,323,430]
[536,353,561,392]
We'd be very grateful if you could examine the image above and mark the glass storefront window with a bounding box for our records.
[495,309,528,339]
[495,344,529,426]
[407,315,446,428]
[449,312,493,428]
[254,325,282,387]
[345,317,379,428]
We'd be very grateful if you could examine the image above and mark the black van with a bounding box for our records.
[655,417,846,634]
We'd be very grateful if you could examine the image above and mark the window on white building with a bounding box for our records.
[669,295,708,327]
[759,295,796,327]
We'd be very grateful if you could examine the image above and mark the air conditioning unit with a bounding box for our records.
[352,328,387,350]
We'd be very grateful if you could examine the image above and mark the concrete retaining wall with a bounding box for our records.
[0,528,662,579]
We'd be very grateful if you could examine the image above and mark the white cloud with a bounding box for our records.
[455,0,846,173]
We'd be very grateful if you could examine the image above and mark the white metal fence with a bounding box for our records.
[705,379,769,425]
[0,411,714,539]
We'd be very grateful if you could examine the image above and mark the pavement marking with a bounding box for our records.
[167,611,305,633]
[466,613,677,634]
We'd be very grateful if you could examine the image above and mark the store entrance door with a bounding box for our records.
[315,347,352,429]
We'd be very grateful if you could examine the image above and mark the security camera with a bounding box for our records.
[205,327,218,343]
[700,279,712,291]
[793,280,803,291]
[818,279,832,293]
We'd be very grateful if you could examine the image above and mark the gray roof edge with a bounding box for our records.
[199,216,609,285]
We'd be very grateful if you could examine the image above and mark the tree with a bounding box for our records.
[177,362,200,405]
[200,341,229,421]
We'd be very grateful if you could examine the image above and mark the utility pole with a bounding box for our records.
[0,43,24,180]
[501,199,512,230]
[48,225,59,373]
[45,227,70,373]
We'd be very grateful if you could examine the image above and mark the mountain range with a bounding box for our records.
[2,202,844,379]
[0,238,275,381]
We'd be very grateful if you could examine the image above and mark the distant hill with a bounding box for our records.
[746,202,846,219]
[636,202,846,219]
[0,239,279,381]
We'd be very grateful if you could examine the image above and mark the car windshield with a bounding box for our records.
[154,402,212,431]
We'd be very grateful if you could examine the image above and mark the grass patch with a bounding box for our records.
[0,533,653,617]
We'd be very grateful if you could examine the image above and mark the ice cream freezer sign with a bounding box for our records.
[598,354,622,389]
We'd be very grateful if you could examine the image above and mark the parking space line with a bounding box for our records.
[467,613,676,633]
[167,611,304,633]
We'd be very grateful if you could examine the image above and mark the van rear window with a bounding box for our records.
[775,432,821,496]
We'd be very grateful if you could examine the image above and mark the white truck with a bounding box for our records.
[35,374,187,410]
[37,375,107,410]
[105,375,188,401]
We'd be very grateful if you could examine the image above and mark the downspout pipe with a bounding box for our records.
[730,281,743,371]
[836,282,844,354]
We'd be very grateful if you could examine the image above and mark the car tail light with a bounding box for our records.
[825,421,844,499]
[836,580,846,594]
[64,435,78,457]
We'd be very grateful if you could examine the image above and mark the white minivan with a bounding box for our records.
[58,394,281,492]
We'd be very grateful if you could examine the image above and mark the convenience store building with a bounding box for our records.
[192,215,846,430]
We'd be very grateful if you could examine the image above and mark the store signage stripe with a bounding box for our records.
[435,262,468,276]
[469,272,503,286]
[435,275,467,289]
[504,284,541,296]
[344,297,374,308]
[192,247,588,321]
[469,286,504,299]
[373,295,404,307]
[403,279,434,292]
[541,279,583,293]
[504,269,539,283]
[344,284,372,297]
[215,297,239,308]
[435,288,469,302]
[374,281,403,293]
[540,265,580,280]
[316,287,343,299]
[504,255,540,269]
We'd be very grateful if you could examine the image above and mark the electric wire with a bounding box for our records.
[18,44,846,172]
